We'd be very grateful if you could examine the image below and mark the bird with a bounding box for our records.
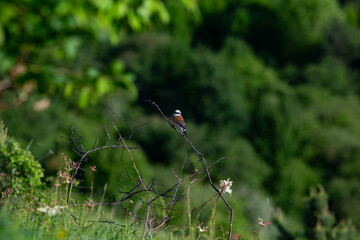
[172,109,187,135]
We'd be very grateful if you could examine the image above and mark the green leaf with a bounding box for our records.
[64,82,73,99]
[110,60,125,75]
[95,76,112,96]
[128,11,142,31]
[156,2,170,24]
[78,87,91,108]
[122,74,138,99]
[64,36,82,60]
[137,1,152,22]
[181,0,198,11]
[114,2,128,19]
[85,67,101,79]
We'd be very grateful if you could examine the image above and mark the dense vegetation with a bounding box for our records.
[1,0,360,239]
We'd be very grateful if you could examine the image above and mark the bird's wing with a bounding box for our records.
[172,115,186,128]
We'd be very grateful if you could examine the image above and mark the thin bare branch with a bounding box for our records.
[146,99,234,240]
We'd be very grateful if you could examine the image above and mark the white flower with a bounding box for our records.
[38,206,65,216]
[258,217,271,227]
[219,178,233,195]
[197,222,208,232]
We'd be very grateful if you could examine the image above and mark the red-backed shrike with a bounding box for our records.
[172,109,187,135]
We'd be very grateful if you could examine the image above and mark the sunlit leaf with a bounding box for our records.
[128,11,142,31]
[78,87,91,108]
[95,76,112,96]
[156,2,170,24]
[181,0,198,11]
[137,0,152,22]
[111,60,125,75]
[64,83,73,99]
[114,2,128,19]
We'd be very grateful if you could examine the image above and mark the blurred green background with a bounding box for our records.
[1,0,360,238]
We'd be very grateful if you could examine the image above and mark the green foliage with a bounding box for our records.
[304,57,356,94]
[329,178,360,226]
[87,141,153,198]
[277,0,343,44]
[278,160,321,214]
[120,26,360,229]
[304,185,358,240]
[0,123,44,193]
[0,197,142,240]
[194,0,344,63]
[343,2,359,26]
[0,0,196,108]
[323,20,360,66]
[0,215,36,240]
[3,0,360,237]
[273,185,359,240]
[0,122,7,146]
[161,0,200,43]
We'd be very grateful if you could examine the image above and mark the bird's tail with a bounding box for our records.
[181,127,188,135]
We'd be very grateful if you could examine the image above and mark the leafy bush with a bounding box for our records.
[304,185,358,240]
[273,185,359,240]
[0,122,44,194]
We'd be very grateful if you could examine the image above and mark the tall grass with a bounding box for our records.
[0,195,142,240]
